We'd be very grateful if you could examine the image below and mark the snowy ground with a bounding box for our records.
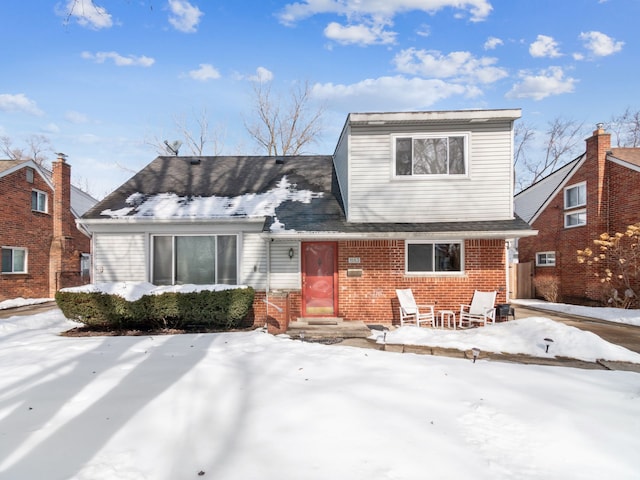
[1,299,639,479]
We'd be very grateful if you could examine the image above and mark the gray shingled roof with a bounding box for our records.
[83,154,533,236]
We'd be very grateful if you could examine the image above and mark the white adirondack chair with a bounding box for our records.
[459,290,497,327]
[396,289,435,327]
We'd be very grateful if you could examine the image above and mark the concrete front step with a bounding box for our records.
[287,319,371,340]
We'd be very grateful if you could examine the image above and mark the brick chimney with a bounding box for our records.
[585,123,611,234]
[49,153,75,296]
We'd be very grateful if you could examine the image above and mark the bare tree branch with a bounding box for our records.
[244,80,324,156]
[608,107,640,147]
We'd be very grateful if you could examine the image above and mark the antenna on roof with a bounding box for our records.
[164,140,182,156]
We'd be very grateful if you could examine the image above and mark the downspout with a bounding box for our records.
[505,240,511,303]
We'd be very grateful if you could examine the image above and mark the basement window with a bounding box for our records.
[536,251,556,266]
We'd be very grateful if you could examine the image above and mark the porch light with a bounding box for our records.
[544,338,554,353]
[471,348,480,363]
[288,247,295,259]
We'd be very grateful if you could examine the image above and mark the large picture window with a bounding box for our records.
[406,241,463,274]
[152,235,237,285]
[2,247,27,273]
[395,135,467,176]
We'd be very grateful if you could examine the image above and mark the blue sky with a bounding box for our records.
[0,0,636,198]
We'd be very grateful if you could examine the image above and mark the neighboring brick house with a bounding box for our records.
[515,125,640,304]
[0,155,98,300]
[79,109,535,328]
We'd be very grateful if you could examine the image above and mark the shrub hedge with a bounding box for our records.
[55,287,255,331]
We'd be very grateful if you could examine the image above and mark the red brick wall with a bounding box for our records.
[0,164,91,301]
[249,238,507,327]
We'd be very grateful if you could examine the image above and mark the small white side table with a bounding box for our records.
[439,310,456,329]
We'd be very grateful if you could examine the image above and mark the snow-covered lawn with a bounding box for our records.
[1,307,639,479]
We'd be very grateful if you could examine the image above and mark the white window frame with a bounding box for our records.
[150,234,239,286]
[405,240,465,276]
[392,133,469,178]
[564,181,586,209]
[536,251,556,266]
[564,209,586,228]
[1,246,28,274]
[31,189,48,213]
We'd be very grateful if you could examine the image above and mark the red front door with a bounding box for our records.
[302,242,338,316]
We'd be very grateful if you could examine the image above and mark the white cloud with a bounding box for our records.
[278,0,492,26]
[506,67,576,101]
[393,48,508,84]
[58,0,113,30]
[187,64,221,81]
[324,21,396,45]
[65,111,90,124]
[81,51,155,67]
[249,67,274,83]
[312,75,480,112]
[484,36,503,50]
[168,0,203,33]
[416,24,431,37]
[529,34,561,58]
[579,31,624,56]
[0,93,44,116]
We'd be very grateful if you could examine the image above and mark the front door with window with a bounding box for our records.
[302,242,338,317]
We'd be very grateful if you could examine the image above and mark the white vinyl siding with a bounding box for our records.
[240,233,268,289]
[270,241,300,289]
[93,234,146,282]
[344,121,514,223]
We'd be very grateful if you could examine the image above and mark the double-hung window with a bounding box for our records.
[31,189,47,213]
[563,182,586,228]
[536,251,556,266]
[152,235,237,285]
[395,134,467,176]
[2,247,27,273]
[406,241,463,274]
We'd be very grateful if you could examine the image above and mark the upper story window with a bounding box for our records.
[565,210,586,228]
[394,134,467,177]
[406,241,463,275]
[31,189,48,213]
[564,182,586,209]
[536,251,556,266]
[2,247,27,274]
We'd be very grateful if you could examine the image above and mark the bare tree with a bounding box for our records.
[516,117,585,190]
[0,134,53,167]
[244,80,324,156]
[146,108,225,156]
[608,107,640,147]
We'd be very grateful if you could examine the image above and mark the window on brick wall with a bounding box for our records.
[2,247,27,273]
[563,181,586,228]
[564,182,586,209]
[31,189,47,213]
[536,251,556,266]
[564,209,586,228]
[406,241,463,274]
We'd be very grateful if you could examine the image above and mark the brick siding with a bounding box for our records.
[0,162,91,301]
[249,238,507,327]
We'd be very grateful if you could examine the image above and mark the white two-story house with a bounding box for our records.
[78,109,534,329]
